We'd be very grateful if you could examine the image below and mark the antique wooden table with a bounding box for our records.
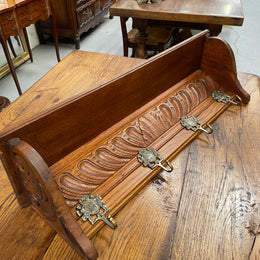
[0,0,60,95]
[110,0,244,58]
[0,50,259,259]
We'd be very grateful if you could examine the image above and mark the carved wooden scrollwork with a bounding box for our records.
[9,140,57,222]
[56,72,217,207]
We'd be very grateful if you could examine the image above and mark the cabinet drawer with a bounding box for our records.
[76,0,101,29]
[16,0,49,28]
[0,10,19,37]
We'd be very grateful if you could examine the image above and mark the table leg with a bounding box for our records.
[7,38,17,58]
[0,31,22,96]
[50,3,61,62]
[206,24,223,36]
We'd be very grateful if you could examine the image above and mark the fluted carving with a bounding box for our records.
[56,73,216,207]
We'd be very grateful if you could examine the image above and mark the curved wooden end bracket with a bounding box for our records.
[7,138,98,260]
[200,36,250,104]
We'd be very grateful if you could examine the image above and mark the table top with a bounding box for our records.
[110,0,244,25]
[0,0,15,12]
[0,51,259,259]
[0,0,32,13]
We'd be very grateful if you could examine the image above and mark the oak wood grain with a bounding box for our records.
[171,72,260,259]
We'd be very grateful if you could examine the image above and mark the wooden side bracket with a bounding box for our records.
[7,138,98,260]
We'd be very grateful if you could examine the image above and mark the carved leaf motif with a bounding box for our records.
[57,74,215,206]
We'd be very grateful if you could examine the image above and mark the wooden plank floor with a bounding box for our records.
[0,71,259,259]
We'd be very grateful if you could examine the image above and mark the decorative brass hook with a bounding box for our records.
[231,95,242,105]
[212,91,242,105]
[155,159,173,172]
[76,194,117,229]
[180,115,213,134]
[199,123,213,134]
[138,148,173,172]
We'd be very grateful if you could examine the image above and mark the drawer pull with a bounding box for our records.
[76,0,85,4]
[181,115,213,134]
[76,194,117,229]
[27,15,33,21]
[212,90,242,105]
[138,147,173,172]
[6,15,13,21]
[9,25,16,31]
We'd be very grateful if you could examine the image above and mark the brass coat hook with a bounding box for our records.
[181,115,213,134]
[138,148,173,172]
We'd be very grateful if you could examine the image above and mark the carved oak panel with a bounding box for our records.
[55,71,216,207]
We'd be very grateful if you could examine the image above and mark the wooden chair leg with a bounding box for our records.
[0,33,22,96]
[120,17,129,57]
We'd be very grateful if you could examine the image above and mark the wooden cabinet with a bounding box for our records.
[36,0,112,49]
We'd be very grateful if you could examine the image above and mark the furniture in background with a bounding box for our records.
[36,0,113,49]
[110,0,244,58]
[120,16,172,57]
[0,0,60,96]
